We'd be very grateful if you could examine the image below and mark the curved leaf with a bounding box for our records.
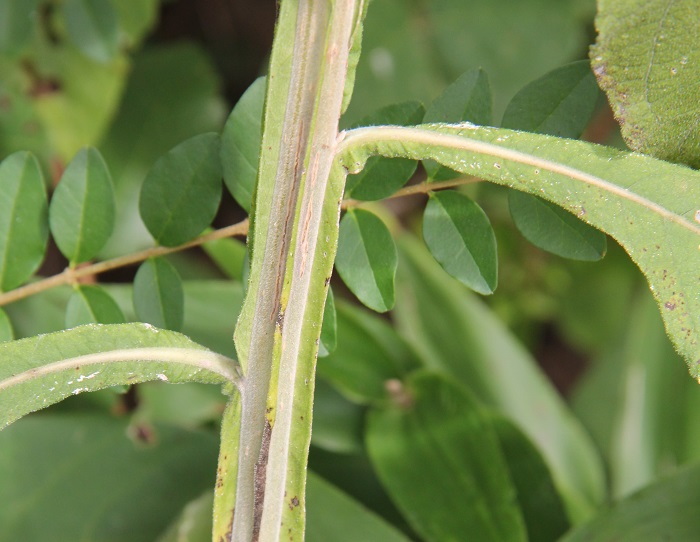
[0,308,13,342]
[62,0,119,63]
[335,209,397,313]
[140,133,223,247]
[0,323,239,429]
[0,151,48,292]
[133,258,184,332]
[49,147,115,264]
[591,0,700,167]
[423,190,498,294]
[65,285,125,327]
[337,124,700,375]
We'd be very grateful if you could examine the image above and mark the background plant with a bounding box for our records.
[0,0,699,541]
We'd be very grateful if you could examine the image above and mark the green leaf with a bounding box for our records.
[62,0,119,63]
[508,190,607,261]
[221,76,265,212]
[202,235,247,281]
[0,0,39,55]
[65,285,125,327]
[157,492,213,542]
[562,463,700,542]
[392,236,605,520]
[0,308,13,342]
[337,123,700,378]
[133,258,184,332]
[0,323,238,429]
[49,147,115,264]
[367,372,527,542]
[0,414,219,541]
[306,472,412,542]
[311,378,364,455]
[140,133,223,247]
[111,0,160,47]
[423,68,492,180]
[346,101,424,201]
[318,300,420,403]
[335,209,397,313]
[501,60,599,139]
[317,287,337,358]
[423,190,498,294]
[591,0,700,167]
[0,151,48,292]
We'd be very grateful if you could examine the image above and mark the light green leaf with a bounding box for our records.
[221,76,265,212]
[65,285,125,327]
[133,258,184,332]
[140,133,223,247]
[317,287,337,358]
[49,147,115,264]
[157,492,213,542]
[367,372,527,542]
[0,151,48,292]
[562,463,700,542]
[202,235,247,281]
[423,190,498,294]
[62,0,119,63]
[501,60,599,139]
[112,0,160,47]
[346,101,424,201]
[306,471,411,542]
[0,308,13,342]
[337,123,700,377]
[591,0,700,167]
[0,0,39,55]
[0,323,238,429]
[335,209,397,313]
[0,414,219,542]
[423,68,492,180]
[509,190,606,261]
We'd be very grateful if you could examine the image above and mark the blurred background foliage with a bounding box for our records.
[1,0,699,539]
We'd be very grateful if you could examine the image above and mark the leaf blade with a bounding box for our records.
[65,285,126,328]
[133,258,184,332]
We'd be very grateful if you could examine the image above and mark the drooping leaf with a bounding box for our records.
[0,323,238,429]
[508,190,607,261]
[562,463,700,542]
[133,258,184,332]
[591,0,700,167]
[317,287,337,358]
[423,68,492,180]
[318,300,421,404]
[61,0,119,63]
[337,123,700,377]
[423,190,498,294]
[0,0,40,55]
[311,378,364,455]
[140,133,223,247]
[367,372,527,542]
[65,285,125,328]
[49,147,115,264]
[335,209,397,313]
[0,414,219,542]
[306,472,412,542]
[221,76,265,212]
[0,151,48,292]
[345,101,424,201]
[0,308,13,342]
[501,60,600,138]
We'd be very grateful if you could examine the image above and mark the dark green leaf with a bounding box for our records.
[311,378,364,455]
[509,190,607,261]
[562,463,700,542]
[140,133,223,247]
[318,300,421,403]
[423,68,492,179]
[221,76,265,212]
[0,308,13,342]
[0,0,39,55]
[49,147,115,264]
[335,209,397,313]
[306,472,411,542]
[501,60,600,138]
[423,190,498,294]
[0,151,48,292]
[62,0,119,63]
[0,414,219,542]
[318,287,337,357]
[65,285,125,327]
[591,0,700,167]
[202,235,247,280]
[133,258,184,331]
[367,372,527,542]
[492,416,570,542]
[346,101,424,201]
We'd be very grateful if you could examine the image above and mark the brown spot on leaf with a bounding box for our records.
[289,496,300,510]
